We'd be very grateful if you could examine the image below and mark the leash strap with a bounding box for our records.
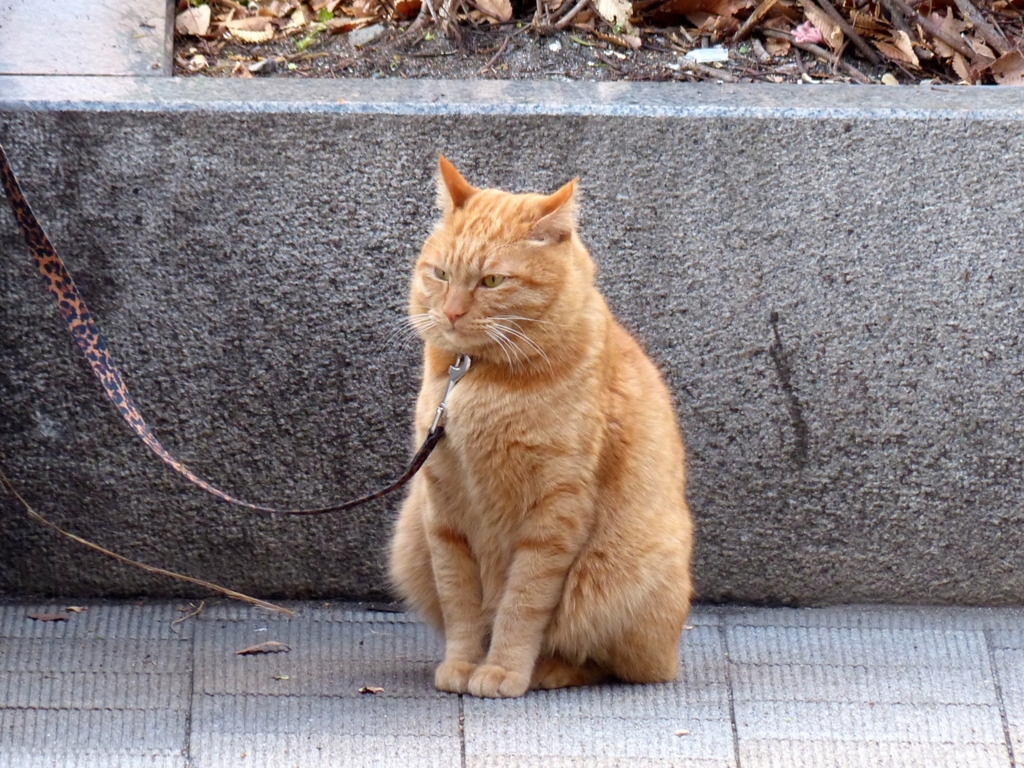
[0,143,461,516]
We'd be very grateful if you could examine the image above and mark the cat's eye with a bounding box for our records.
[481,275,505,288]
[433,267,450,281]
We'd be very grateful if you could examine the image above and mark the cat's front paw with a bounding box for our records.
[435,660,477,693]
[467,664,530,698]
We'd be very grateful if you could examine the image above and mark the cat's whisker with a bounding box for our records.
[484,328,517,373]
[492,314,567,329]
[489,321,553,373]
[490,326,532,374]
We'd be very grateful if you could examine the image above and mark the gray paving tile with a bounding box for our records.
[469,759,733,768]
[0,602,194,641]
[0,755,184,768]
[0,637,191,673]
[727,625,989,667]
[730,662,998,705]
[734,700,1006,744]
[0,671,188,709]
[990,628,1024,650]
[189,694,460,768]
[0,0,169,76]
[194,612,444,698]
[738,739,1011,768]
[201,602,417,624]
[992,647,1024,760]
[464,624,735,765]
[0,707,186,755]
[725,606,1024,631]
[465,695,734,763]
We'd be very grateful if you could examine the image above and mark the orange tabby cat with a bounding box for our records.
[389,156,693,698]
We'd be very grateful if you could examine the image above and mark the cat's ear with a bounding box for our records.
[436,155,478,214]
[529,178,578,244]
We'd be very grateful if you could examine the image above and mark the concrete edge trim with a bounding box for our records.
[1,76,1023,120]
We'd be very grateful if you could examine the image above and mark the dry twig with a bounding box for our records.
[0,466,293,617]
[813,0,882,65]
[556,0,592,29]
[677,57,739,81]
[732,0,778,43]
[953,0,1011,55]
[886,0,980,61]
[762,29,873,83]
[479,32,513,72]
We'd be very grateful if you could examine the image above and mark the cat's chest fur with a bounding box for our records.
[419,366,601,528]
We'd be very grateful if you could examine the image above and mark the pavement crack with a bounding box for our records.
[183,617,197,766]
[459,693,467,768]
[768,310,810,470]
[984,628,1017,768]
[719,622,742,768]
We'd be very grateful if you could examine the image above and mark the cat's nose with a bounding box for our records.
[444,309,467,325]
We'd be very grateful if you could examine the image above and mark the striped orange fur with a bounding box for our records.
[389,156,693,698]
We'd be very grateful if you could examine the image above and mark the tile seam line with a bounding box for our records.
[719,620,742,768]
[183,619,196,767]
[985,628,1018,768]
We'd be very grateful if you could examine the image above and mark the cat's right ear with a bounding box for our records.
[436,155,478,214]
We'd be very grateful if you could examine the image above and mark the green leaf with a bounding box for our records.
[317,8,334,21]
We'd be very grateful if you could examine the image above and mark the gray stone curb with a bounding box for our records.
[2,74,1023,604]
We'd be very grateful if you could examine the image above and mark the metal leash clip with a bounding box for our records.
[430,354,472,434]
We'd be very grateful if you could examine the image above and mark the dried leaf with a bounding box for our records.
[475,0,513,22]
[263,0,297,16]
[674,729,691,736]
[951,51,971,81]
[881,72,899,84]
[798,0,842,49]
[290,3,315,25]
[236,640,291,655]
[176,4,213,36]
[849,9,886,37]
[991,50,1024,86]
[272,673,291,680]
[393,0,421,18]
[892,30,919,67]
[764,36,790,55]
[325,16,375,32]
[968,35,996,59]
[595,0,634,28]
[27,613,67,622]
[351,0,382,16]
[358,686,385,694]
[651,0,748,18]
[64,606,87,613]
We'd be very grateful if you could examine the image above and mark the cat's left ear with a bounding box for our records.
[529,178,578,244]
[436,154,479,214]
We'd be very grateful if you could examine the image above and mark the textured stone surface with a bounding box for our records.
[1,602,1022,767]
[1,78,1024,602]
[0,1,169,76]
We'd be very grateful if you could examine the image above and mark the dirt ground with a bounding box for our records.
[175,23,896,84]
[173,0,1024,85]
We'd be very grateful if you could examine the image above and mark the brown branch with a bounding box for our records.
[677,57,740,81]
[0,466,294,617]
[555,0,591,29]
[762,29,873,83]
[878,0,915,39]
[814,0,882,65]
[888,0,979,61]
[952,0,1011,56]
[732,0,778,44]
[478,32,512,73]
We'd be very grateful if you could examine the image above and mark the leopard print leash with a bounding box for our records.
[0,143,465,516]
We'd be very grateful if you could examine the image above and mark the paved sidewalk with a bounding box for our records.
[0,599,1022,767]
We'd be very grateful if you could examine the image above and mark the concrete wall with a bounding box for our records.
[2,76,1023,604]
